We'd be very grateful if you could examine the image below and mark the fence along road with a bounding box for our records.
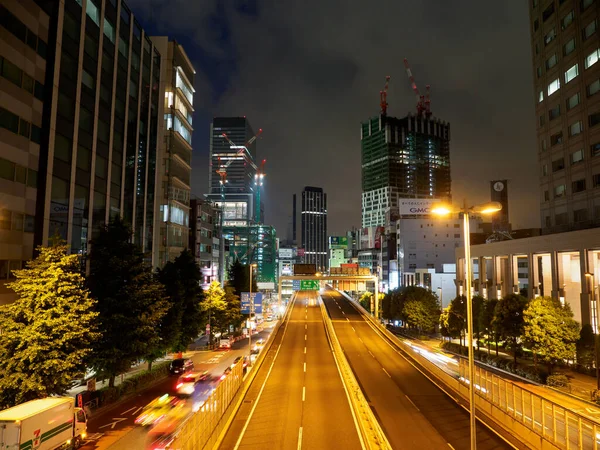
[322,288,512,450]
[219,290,363,450]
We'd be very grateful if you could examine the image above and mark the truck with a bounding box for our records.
[0,397,88,450]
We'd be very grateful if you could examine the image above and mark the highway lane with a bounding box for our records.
[81,325,276,450]
[221,291,362,450]
[322,289,511,450]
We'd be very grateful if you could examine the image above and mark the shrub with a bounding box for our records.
[547,374,570,388]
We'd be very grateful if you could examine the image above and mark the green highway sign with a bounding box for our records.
[300,280,320,290]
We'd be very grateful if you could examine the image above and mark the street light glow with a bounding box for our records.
[472,201,502,215]
[430,204,454,215]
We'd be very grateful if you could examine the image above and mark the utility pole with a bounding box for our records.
[248,263,257,366]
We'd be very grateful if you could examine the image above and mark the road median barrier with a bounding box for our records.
[319,295,392,450]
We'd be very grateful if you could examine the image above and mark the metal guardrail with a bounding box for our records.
[318,295,392,450]
[463,360,600,450]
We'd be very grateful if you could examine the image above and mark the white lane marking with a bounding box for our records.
[351,327,355,332]
[304,362,306,372]
[298,427,303,450]
[382,367,391,378]
[358,337,364,343]
[121,406,136,414]
[304,347,306,354]
[405,394,420,411]
[447,444,456,450]
[305,334,307,341]
[368,350,375,358]
[302,386,306,401]
[305,324,307,329]
[233,295,296,450]
[342,311,345,315]
[346,317,350,321]
[98,418,127,429]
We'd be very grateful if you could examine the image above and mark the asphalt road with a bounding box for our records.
[80,326,275,450]
[322,289,511,450]
[220,291,363,450]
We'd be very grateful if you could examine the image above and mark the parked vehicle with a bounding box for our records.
[169,358,193,375]
[0,397,87,450]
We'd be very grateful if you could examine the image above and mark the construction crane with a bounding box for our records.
[380,75,391,115]
[254,159,266,224]
[403,58,431,118]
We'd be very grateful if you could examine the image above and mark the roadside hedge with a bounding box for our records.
[91,361,171,408]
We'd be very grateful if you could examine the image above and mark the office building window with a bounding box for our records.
[543,2,555,21]
[556,212,568,225]
[534,19,540,32]
[546,54,558,70]
[570,121,583,136]
[552,157,565,172]
[544,190,550,201]
[592,142,600,157]
[562,10,574,29]
[571,148,584,164]
[86,0,100,26]
[547,78,560,96]
[538,90,544,103]
[583,19,597,40]
[582,0,595,9]
[543,163,548,176]
[537,66,542,78]
[544,28,557,45]
[551,131,563,146]
[540,114,546,127]
[564,37,576,56]
[549,104,561,120]
[104,18,115,43]
[588,79,600,97]
[567,92,580,109]
[82,69,94,90]
[586,49,600,69]
[565,63,579,83]
[554,184,566,197]
[594,173,600,187]
[574,209,588,222]
[590,111,600,128]
[572,178,586,193]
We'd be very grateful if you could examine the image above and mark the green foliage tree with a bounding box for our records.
[481,297,499,355]
[576,324,596,371]
[359,291,372,312]
[493,293,529,364]
[447,296,466,349]
[402,288,439,333]
[157,250,203,353]
[523,296,579,373]
[223,286,243,331]
[0,242,99,407]
[472,295,485,351]
[201,281,227,340]
[88,217,168,384]
[227,259,257,297]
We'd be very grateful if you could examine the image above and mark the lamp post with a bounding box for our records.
[585,272,600,389]
[432,201,502,450]
[249,263,257,366]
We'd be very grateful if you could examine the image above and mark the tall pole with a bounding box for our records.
[249,265,253,366]
[463,211,476,450]
[590,274,600,390]
[374,276,379,320]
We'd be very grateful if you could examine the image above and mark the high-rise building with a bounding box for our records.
[0,1,49,304]
[301,186,327,271]
[529,0,600,233]
[490,179,510,232]
[151,37,194,267]
[292,193,297,245]
[190,197,221,289]
[29,0,162,269]
[361,114,451,228]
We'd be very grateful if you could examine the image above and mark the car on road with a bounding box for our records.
[175,371,208,396]
[252,339,265,351]
[231,356,243,368]
[169,358,193,375]
[135,394,180,427]
[219,366,232,381]
[219,337,232,349]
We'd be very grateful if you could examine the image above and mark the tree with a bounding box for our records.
[0,242,99,407]
[481,297,499,355]
[359,292,372,311]
[201,281,227,340]
[493,293,529,364]
[88,217,168,384]
[448,296,467,349]
[223,286,243,331]
[472,295,485,351]
[227,259,257,297]
[576,324,596,371]
[157,250,203,352]
[523,296,579,373]
[401,287,439,333]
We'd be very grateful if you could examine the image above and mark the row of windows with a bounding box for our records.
[545,174,600,201]
[0,209,34,233]
[0,107,41,144]
[544,142,600,174]
[541,112,600,150]
[538,48,599,103]
[0,56,44,100]
[0,5,47,59]
[0,156,37,188]
[540,82,600,126]
[545,206,597,227]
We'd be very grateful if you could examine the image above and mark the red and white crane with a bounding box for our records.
[403,58,431,118]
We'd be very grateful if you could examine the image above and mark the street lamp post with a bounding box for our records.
[432,201,502,450]
[249,263,257,367]
[585,272,600,389]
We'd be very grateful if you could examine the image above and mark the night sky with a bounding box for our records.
[129,0,539,237]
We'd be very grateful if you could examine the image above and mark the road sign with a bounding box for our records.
[241,292,263,314]
[300,280,320,290]
[292,279,301,290]
[206,324,210,334]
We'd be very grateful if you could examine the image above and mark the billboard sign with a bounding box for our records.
[329,236,348,249]
[241,292,263,314]
[279,248,294,259]
[297,248,305,257]
[300,280,320,290]
[398,198,441,216]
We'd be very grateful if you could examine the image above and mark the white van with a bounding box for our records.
[219,337,231,349]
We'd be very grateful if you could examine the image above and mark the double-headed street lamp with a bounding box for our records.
[431,200,502,450]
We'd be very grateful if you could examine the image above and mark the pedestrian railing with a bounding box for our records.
[461,359,600,450]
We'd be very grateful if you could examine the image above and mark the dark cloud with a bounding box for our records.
[130,0,539,235]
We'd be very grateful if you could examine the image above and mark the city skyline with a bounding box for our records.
[127,0,538,236]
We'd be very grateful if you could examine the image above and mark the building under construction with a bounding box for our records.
[361,62,451,228]
[223,224,277,285]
